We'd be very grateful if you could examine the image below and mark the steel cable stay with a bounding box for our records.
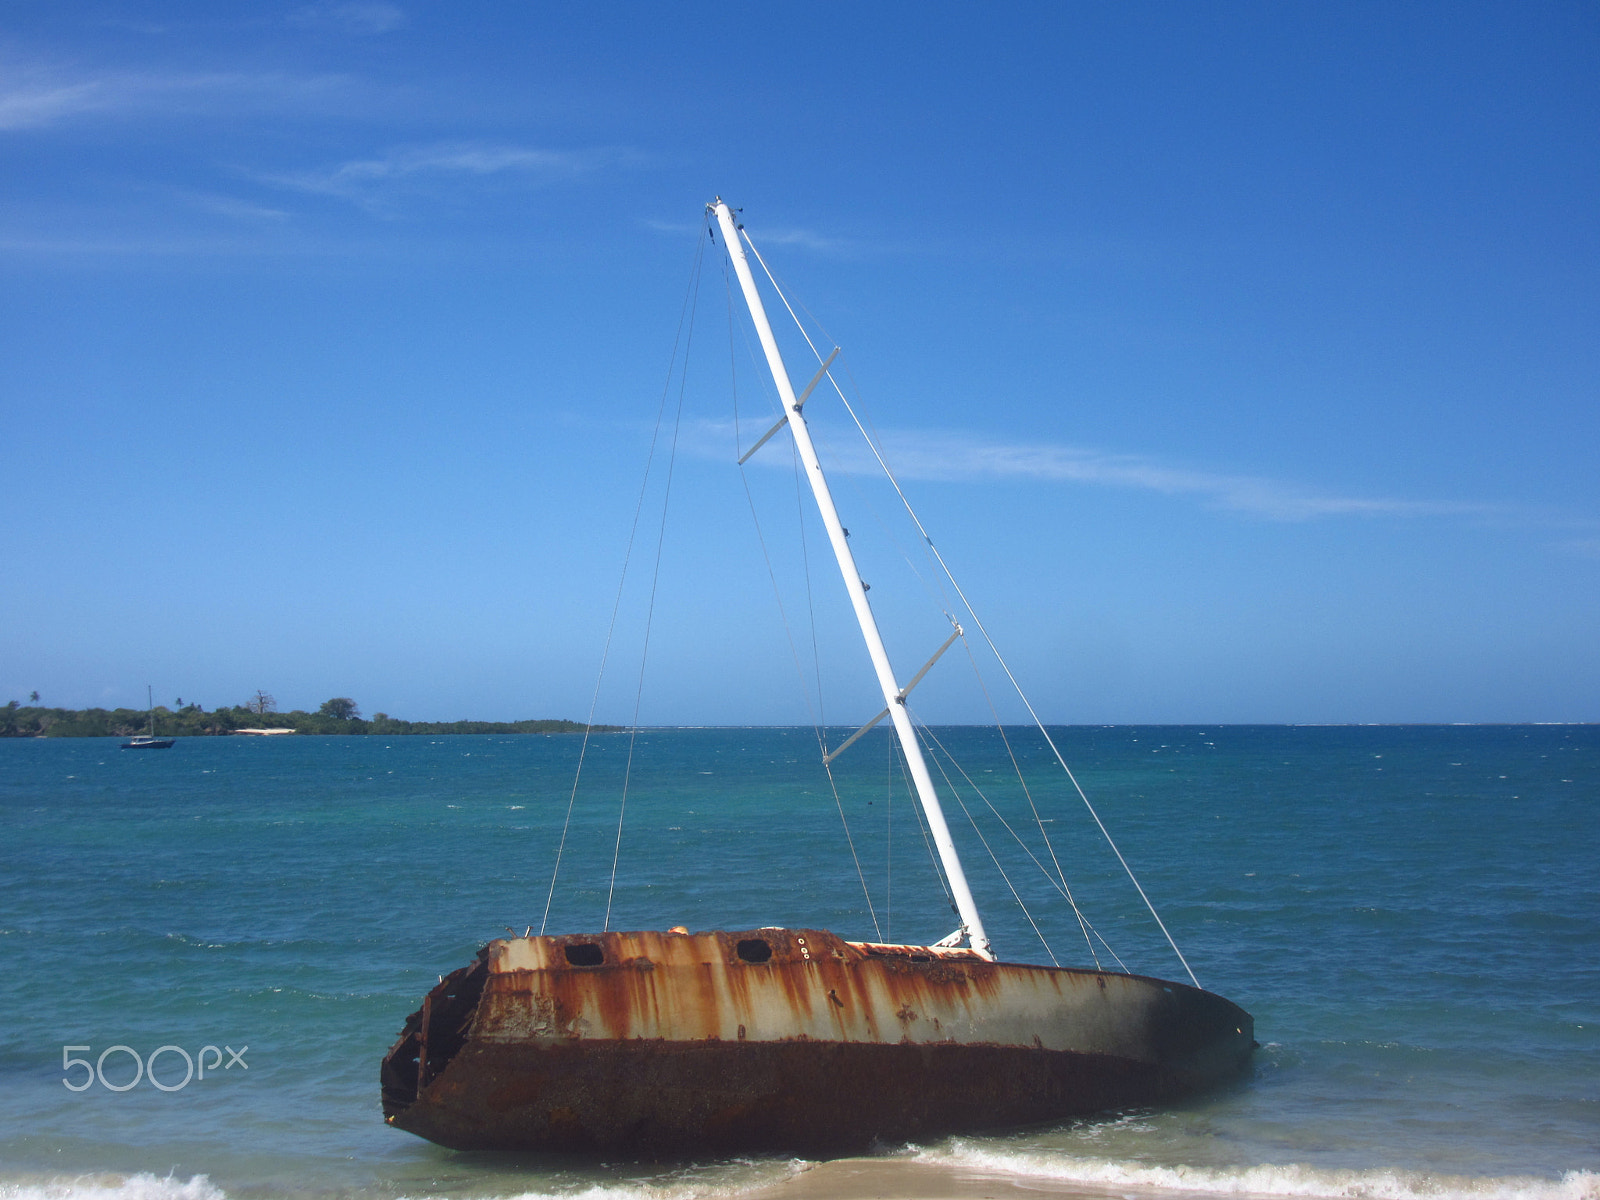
[732,243,994,946]
[893,734,961,935]
[737,246,960,623]
[542,227,709,936]
[741,229,1200,988]
[829,392,1201,984]
[736,241,955,620]
[914,719,1059,966]
[911,713,1130,973]
[915,718,1132,976]
[725,216,992,959]
[792,422,832,749]
[921,713,1132,979]
[744,228,1062,953]
[884,732,892,940]
[917,722,1093,939]
[726,258,883,941]
[603,231,706,933]
[733,453,884,941]
[955,631,1103,967]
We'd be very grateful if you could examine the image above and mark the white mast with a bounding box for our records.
[711,198,993,960]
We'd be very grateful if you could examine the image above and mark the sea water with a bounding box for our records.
[0,726,1595,1200]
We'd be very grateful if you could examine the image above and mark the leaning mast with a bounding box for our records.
[710,198,992,960]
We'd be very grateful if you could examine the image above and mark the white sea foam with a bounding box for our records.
[485,1162,810,1200]
[438,1162,808,1200]
[922,1143,1600,1200]
[0,1169,800,1200]
[0,1159,810,1200]
[0,1175,226,1200]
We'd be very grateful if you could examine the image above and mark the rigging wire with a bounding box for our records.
[603,231,703,932]
[541,227,707,935]
[723,252,883,940]
[735,249,955,619]
[896,740,957,919]
[793,428,831,744]
[915,717,1058,966]
[885,731,892,941]
[741,229,1201,988]
[863,409,1199,983]
[958,638,1101,967]
[917,720,1130,974]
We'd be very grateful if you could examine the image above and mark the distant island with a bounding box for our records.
[1,695,618,739]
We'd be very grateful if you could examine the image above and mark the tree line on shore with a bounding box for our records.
[0,695,613,739]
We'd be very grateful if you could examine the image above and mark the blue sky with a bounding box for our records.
[2,2,1595,725]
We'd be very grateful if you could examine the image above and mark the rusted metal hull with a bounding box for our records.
[381,927,1253,1156]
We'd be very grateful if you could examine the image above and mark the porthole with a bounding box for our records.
[736,938,773,963]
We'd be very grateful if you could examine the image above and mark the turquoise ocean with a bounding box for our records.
[1,725,1595,1200]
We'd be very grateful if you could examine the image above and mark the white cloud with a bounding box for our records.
[1551,537,1600,560]
[701,418,1503,523]
[0,232,245,256]
[177,191,292,222]
[751,227,856,255]
[259,142,631,207]
[644,218,701,236]
[288,3,407,34]
[0,61,356,130]
[869,431,1500,521]
[0,79,104,129]
[648,215,858,256]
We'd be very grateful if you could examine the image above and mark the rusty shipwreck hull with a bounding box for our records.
[381,926,1253,1156]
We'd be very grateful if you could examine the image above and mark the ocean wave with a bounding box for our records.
[0,1168,806,1200]
[481,1188,774,1200]
[406,1160,809,1200]
[924,1143,1600,1200]
[0,1175,226,1200]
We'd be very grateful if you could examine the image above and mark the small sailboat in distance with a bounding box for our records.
[121,685,176,750]
[379,198,1254,1156]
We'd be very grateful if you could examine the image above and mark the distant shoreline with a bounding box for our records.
[3,706,1593,739]
[0,703,617,739]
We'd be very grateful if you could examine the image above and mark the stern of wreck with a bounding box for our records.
[381,954,488,1123]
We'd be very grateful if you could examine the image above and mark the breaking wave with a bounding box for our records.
[923,1143,1600,1200]
[0,1176,226,1200]
[0,1164,808,1200]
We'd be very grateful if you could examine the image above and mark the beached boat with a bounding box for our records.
[379,199,1254,1156]
[121,686,176,750]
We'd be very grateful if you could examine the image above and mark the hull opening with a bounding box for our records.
[382,954,488,1119]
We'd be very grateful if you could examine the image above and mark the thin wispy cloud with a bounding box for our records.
[645,217,859,256]
[0,60,357,130]
[287,2,407,35]
[0,232,264,256]
[0,79,103,129]
[1552,537,1600,560]
[259,142,633,208]
[752,227,857,255]
[175,190,293,222]
[643,218,701,237]
[865,431,1501,521]
[692,419,1505,524]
